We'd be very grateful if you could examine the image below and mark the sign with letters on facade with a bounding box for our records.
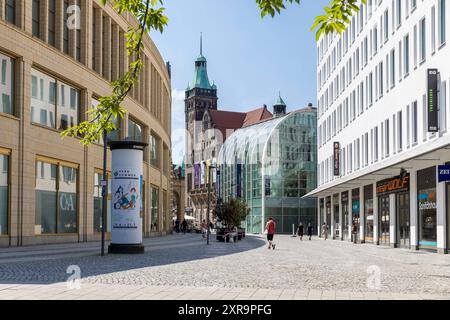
[376,174,410,196]
[438,165,450,183]
[427,69,439,132]
[333,142,340,176]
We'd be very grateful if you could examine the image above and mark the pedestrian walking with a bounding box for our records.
[297,222,304,240]
[201,220,207,238]
[181,219,188,234]
[351,222,358,244]
[265,217,276,250]
[321,222,329,240]
[307,223,313,240]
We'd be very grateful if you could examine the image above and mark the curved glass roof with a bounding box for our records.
[217,115,285,167]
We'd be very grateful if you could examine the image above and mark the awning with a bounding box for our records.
[304,135,450,198]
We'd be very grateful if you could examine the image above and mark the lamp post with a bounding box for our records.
[206,164,216,245]
[101,131,108,256]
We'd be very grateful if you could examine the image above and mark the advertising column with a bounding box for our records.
[108,141,148,254]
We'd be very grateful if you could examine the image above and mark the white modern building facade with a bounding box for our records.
[308,0,450,253]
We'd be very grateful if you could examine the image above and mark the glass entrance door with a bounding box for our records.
[342,202,349,241]
[379,196,390,246]
[397,192,410,248]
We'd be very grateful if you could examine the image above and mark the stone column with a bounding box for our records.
[409,169,418,250]
[94,7,103,75]
[24,0,33,34]
[111,23,120,81]
[79,0,89,66]
[359,186,365,243]
[348,188,353,241]
[317,197,321,237]
[102,15,111,81]
[68,0,77,59]
[339,192,343,240]
[389,193,397,247]
[40,0,49,42]
[55,0,64,52]
[330,195,335,239]
[0,0,4,20]
[373,183,379,245]
[119,29,127,78]
[436,169,447,254]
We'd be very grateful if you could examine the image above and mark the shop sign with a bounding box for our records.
[418,191,437,210]
[352,200,360,213]
[333,142,340,176]
[376,174,410,196]
[427,69,439,132]
[438,165,450,183]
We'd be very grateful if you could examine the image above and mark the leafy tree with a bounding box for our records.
[213,198,250,228]
[62,0,364,144]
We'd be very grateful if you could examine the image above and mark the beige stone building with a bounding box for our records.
[0,0,172,247]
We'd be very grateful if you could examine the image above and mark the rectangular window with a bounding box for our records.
[32,0,41,38]
[390,49,396,87]
[0,53,14,115]
[35,161,57,234]
[93,171,111,233]
[5,0,16,25]
[128,118,144,142]
[439,0,446,46]
[149,134,160,168]
[419,17,426,62]
[404,34,410,75]
[151,186,159,232]
[63,0,70,54]
[0,154,9,235]
[397,111,403,152]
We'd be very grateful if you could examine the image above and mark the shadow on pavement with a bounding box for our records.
[0,234,266,285]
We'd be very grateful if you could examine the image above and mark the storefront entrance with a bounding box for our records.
[397,192,410,248]
[326,198,331,237]
[379,196,390,246]
[364,185,374,243]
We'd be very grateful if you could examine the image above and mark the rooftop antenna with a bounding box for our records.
[200,32,203,56]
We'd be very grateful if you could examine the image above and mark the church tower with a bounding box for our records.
[185,34,218,128]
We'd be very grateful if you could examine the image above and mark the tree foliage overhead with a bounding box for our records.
[62,0,363,145]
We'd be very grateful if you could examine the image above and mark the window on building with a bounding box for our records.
[63,0,70,54]
[390,49,395,88]
[93,171,111,233]
[35,160,78,234]
[397,111,403,152]
[0,53,14,115]
[151,186,159,232]
[31,69,79,130]
[0,153,9,235]
[404,34,410,76]
[149,134,160,168]
[5,0,16,25]
[419,17,426,62]
[32,0,41,38]
[439,0,446,46]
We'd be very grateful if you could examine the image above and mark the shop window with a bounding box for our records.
[151,186,159,232]
[418,167,437,248]
[93,171,111,233]
[149,134,160,168]
[35,160,78,235]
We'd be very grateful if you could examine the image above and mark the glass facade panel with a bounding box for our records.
[218,109,317,234]
[35,160,78,235]
[150,134,160,168]
[35,161,57,234]
[418,167,437,248]
[0,53,14,115]
[151,186,159,232]
[31,69,56,128]
[93,171,111,233]
[0,154,8,235]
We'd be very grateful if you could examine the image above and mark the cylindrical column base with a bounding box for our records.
[108,244,145,254]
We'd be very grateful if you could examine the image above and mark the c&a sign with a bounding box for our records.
[376,174,410,196]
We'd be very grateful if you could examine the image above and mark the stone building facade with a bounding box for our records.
[0,0,172,247]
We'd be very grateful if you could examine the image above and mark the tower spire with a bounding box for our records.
[200,32,203,56]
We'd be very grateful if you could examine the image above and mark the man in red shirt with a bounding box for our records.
[265,217,276,250]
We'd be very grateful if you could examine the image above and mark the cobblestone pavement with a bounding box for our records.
[0,234,450,300]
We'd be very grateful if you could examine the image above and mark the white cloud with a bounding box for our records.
[171,89,186,165]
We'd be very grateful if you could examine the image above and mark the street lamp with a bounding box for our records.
[206,164,217,245]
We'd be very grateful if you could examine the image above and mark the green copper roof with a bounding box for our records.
[191,56,213,90]
[275,93,286,106]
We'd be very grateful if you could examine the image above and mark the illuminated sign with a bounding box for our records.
[376,174,410,196]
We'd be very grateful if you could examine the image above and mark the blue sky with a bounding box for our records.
[151,0,330,164]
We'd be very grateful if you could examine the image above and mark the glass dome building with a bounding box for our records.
[217,106,317,234]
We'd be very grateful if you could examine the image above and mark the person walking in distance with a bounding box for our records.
[297,222,304,241]
[181,219,188,234]
[322,222,329,240]
[265,217,276,250]
[307,223,313,240]
[351,222,358,244]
